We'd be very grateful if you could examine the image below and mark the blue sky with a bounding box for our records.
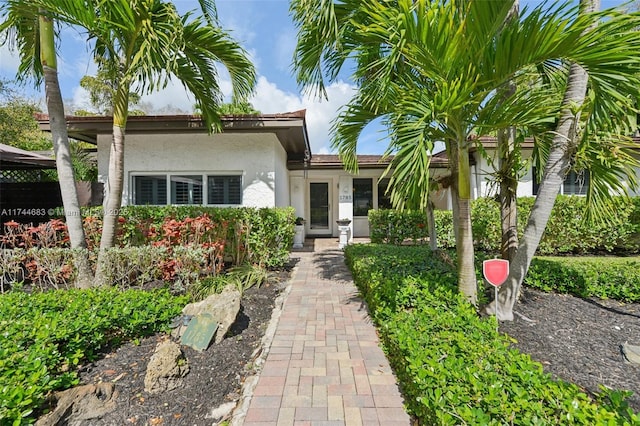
[0,0,630,155]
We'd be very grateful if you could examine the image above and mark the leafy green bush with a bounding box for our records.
[370,196,640,255]
[0,288,187,425]
[526,256,640,302]
[10,206,295,268]
[344,244,638,425]
[85,205,295,267]
[368,210,430,244]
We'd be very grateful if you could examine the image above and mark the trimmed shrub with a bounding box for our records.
[104,205,295,267]
[368,210,430,244]
[4,207,295,265]
[344,244,638,425]
[526,256,640,302]
[0,245,227,293]
[369,196,640,255]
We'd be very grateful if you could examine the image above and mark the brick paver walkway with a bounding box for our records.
[237,239,411,426]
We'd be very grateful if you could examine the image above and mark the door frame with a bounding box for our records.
[307,180,333,236]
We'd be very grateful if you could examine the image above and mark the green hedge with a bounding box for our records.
[344,244,638,425]
[0,288,188,425]
[369,196,640,255]
[84,205,295,268]
[526,256,640,302]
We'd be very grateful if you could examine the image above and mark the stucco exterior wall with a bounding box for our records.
[97,132,288,208]
[474,151,536,198]
[289,173,305,218]
[274,142,289,207]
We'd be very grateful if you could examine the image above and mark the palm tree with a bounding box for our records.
[291,0,640,305]
[493,0,640,320]
[17,0,256,284]
[0,3,92,288]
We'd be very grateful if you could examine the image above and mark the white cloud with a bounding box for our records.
[136,74,358,154]
[250,76,356,154]
[64,71,382,155]
[69,86,93,112]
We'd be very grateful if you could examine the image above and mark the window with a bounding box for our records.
[132,173,242,205]
[377,178,393,209]
[208,175,242,205]
[134,175,167,205]
[171,175,202,204]
[353,178,373,216]
[532,167,589,195]
[563,170,589,195]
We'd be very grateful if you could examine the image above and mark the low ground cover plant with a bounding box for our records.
[0,287,188,425]
[0,207,289,424]
[345,244,639,424]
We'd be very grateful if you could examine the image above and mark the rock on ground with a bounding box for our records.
[35,383,118,426]
[178,285,242,344]
[144,339,189,394]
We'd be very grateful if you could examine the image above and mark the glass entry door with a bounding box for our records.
[309,182,331,235]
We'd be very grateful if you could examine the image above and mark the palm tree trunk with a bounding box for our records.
[453,139,477,305]
[427,199,438,251]
[493,0,600,320]
[498,123,518,262]
[39,12,92,288]
[95,84,129,285]
[498,2,519,263]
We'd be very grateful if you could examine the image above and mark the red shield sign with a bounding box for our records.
[483,259,509,287]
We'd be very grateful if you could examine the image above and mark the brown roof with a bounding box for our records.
[36,111,311,163]
[308,154,392,169]
[287,152,450,170]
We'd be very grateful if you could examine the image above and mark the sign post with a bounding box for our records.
[483,259,509,330]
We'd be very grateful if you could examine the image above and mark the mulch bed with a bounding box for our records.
[500,286,640,411]
[68,275,289,426]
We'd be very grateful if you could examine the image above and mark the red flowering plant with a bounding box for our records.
[1,219,69,249]
[82,215,102,250]
[143,215,228,280]
[32,219,69,248]
[1,220,23,248]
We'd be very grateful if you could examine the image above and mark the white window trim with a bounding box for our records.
[130,171,244,206]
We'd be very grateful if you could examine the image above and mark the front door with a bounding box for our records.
[309,182,332,235]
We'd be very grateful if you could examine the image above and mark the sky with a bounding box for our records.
[0,0,630,156]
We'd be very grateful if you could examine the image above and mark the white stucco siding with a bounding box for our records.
[97,132,286,207]
[289,173,305,218]
[474,150,535,198]
[273,141,289,207]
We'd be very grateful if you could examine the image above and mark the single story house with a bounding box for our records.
[37,111,640,239]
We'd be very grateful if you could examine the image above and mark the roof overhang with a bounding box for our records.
[0,143,56,170]
[36,110,312,163]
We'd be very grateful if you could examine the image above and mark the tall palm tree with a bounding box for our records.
[0,3,92,288]
[17,0,256,284]
[493,0,640,320]
[291,0,640,305]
